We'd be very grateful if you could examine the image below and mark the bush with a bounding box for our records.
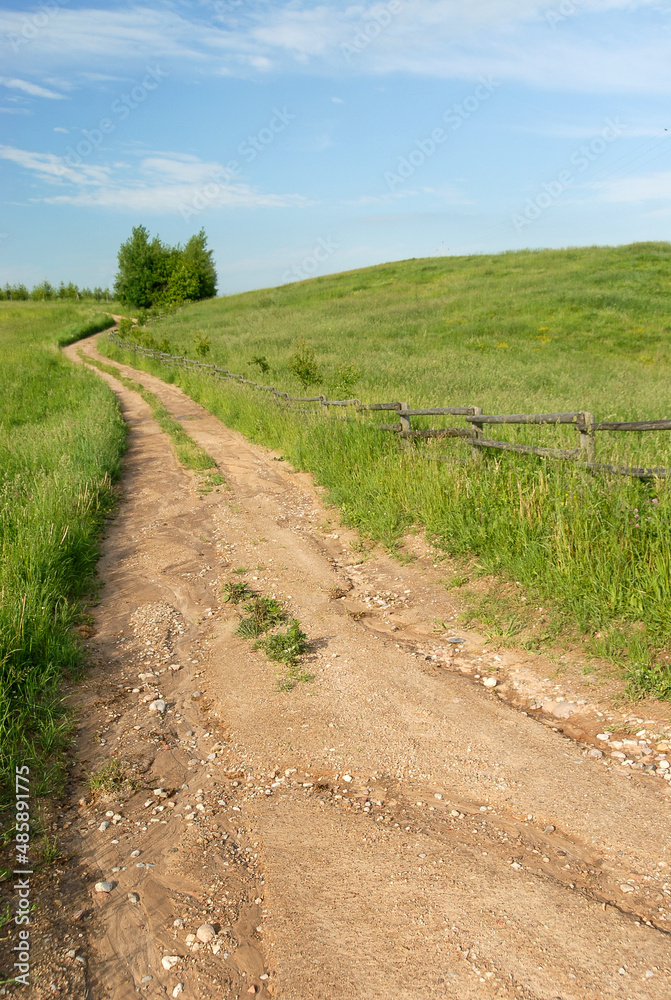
[329,363,361,397]
[249,355,271,375]
[288,341,322,389]
[194,334,211,358]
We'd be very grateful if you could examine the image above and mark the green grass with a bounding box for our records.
[257,620,310,663]
[235,596,286,639]
[222,581,256,604]
[0,302,125,808]
[223,578,311,688]
[86,757,141,798]
[103,243,671,698]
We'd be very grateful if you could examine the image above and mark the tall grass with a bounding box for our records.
[103,243,671,698]
[0,303,125,806]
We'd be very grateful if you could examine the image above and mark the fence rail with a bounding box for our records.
[107,334,671,479]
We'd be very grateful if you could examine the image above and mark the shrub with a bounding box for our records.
[288,341,322,389]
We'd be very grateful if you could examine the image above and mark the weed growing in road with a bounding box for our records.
[222,581,255,604]
[257,620,309,665]
[235,596,285,638]
[87,757,140,798]
[225,584,311,688]
[257,621,312,690]
[38,833,61,866]
[198,471,226,493]
[276,662,314,692]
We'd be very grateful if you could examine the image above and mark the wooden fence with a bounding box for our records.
[108,334,671,480]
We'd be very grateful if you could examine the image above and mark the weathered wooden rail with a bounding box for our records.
[108,334,671,479]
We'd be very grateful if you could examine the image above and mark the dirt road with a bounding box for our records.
[39,335,671,999]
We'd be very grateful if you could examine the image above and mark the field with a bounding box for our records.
[0,302,124,807]
[102,242,671,697]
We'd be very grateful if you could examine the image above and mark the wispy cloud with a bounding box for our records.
[0,77,65,99]
[0,2,669,93]
[0,143,312,214]
[0,144,111,186]
[592,169,671,203]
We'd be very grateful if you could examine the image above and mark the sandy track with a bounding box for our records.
[49,334,671,1000]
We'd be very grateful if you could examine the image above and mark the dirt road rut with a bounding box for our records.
[51,335,671,1000]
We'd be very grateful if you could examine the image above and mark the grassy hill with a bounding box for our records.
[103,242,671,699]
[136,241,671,433]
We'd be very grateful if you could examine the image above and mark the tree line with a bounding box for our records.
[1,227,217,309]
[0,282,112,301]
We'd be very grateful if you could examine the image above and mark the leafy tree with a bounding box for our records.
[182,229,217,300]
[31,280,55,301]
[114,225,169,308]
[162,260,200,306]
[4,283,29,300]
[114,226,217,308]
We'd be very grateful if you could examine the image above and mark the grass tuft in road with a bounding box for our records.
[235,596,286,639]
[222,575,312,689]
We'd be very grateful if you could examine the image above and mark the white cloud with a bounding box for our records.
[0,77,64,99]
[512,122,668,139]
[0,1,668,93]
[421,183,474,205]
[592,169,671,203]
[341,189,424,206]
[0,143,313,214]
[0,144,111,186]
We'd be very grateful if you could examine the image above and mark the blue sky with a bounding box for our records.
[1,0,670,294]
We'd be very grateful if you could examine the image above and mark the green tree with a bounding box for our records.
[57,281,80,299]
[31,280,55,301]
[162,260,200,306]
[114,225,170,308]
[114,226,217,308]
[182,229,217,300]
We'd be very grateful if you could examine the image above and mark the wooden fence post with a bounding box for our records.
[471,406,483,462]
[398,403,411,433]
[578,411,596,463]
[398,402,411,448]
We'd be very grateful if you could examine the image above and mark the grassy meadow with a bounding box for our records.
[0,302,124,808]
[103,242,671,697]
